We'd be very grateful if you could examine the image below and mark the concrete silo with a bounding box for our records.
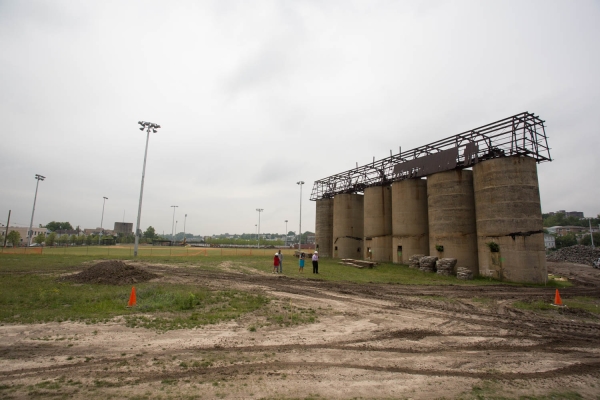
[473,156,546,283]
[315,198,334,257]
[363,185,393,262]
[427,169,478,274]
[391,179,429,264]
[333,193,364,259]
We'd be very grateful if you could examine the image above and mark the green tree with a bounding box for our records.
[85,235,93,245]
[580,233,600,246]
[45,232,57,246]
[34,233,45,245]
[7,230,21,247]
[143,226,157,239]
[76,235,84,245]
[45,221,74,232]
[69,234,77,244]
[555,233,577,249]
[58,234,69,245]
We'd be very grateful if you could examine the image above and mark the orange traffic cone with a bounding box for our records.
[553,289,563,306]
[127,286,137,307]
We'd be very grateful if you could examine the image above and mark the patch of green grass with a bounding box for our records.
[420,295,456,302]
[34,380,61,390]
[562,296,600,315]
[0,264,268,330]
[471,297,496,307]
[513,297,600,316]
[513,299,556,311]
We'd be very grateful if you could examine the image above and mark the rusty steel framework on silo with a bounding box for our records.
[310,111,552,201]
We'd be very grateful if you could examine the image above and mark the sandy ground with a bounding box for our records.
[0,261,599,399]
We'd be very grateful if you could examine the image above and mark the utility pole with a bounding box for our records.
[297,181,304,251]
[3,210,10,248]
[28,174,45,246]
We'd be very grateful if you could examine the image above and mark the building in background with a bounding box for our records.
[544,234,556,250]
[0,226,48,244]
[547,210,585,219]
[114,222,133,235]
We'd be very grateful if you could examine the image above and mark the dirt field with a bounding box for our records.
[1,260,599,399]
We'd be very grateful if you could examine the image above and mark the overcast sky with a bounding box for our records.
[1,0,599,237]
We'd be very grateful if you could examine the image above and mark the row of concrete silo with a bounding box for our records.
[314,156,547,283]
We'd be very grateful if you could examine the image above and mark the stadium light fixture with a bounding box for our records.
[297,181,304,251]
[134,121,160,257]
[99,196,108,245]
[256,208,263,249]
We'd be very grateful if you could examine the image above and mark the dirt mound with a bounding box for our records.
[547,245,600,266]
[61,260,159,285]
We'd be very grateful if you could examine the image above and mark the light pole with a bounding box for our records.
[297,181,304,251]
[285,220,288,247]
[175,220,178,242]
[171,205,178,242]
[589,218,595,248]
[27,174,45,246]
[183,214,187,245]
[256,208,263,249]
[99,196,108,245]
[255,224,257,245]
[134,121,160,257]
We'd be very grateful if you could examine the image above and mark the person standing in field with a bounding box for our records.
[273,253,280,273]
[312,251,319,274]
[299,253,305,273]
[277,250,283,274]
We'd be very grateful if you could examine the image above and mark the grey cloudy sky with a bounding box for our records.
[1,0,599,237]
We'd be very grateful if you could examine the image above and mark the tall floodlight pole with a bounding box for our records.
[255,224,257,245]
[256,209,263,249]
[183,214,187,244]
[285,220,288,247]
[134,121,161,257]
[28,174,45,246]
[99,196,108,245]
[591,218,595,248]
[171,205,178,242]
[297,181,304,251]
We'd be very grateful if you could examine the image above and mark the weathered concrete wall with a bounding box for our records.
[427,170,478,274]
[364,185,392,261]
[333,193,364,259]
[315,198,334,257]
[473,156,546,283]
[391,179,429,264]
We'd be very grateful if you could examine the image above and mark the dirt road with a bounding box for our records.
[0,261,599,399]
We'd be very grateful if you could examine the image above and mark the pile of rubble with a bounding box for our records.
[547,245,600,266]
[60,260,159,285]
[340,259,377,269]
[456,267,474,280]
[419,256,438,273]
[408,254,424,269]
[436,258,457,276]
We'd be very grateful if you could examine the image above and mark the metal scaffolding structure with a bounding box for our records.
[310,112,552,201]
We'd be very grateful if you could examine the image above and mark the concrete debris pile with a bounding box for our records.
[547,245,600,266]
[456,267,474,280]
[419,256,438,273]
[436,258,457,276]
[340,259,377,269]
[408,254,424,269]
[60,260,159,285]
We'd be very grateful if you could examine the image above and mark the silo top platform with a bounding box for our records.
[310,112,551,201]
